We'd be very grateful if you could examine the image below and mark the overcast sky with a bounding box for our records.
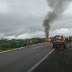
[0,0,72,39]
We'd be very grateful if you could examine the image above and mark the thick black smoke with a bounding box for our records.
[43,0,72,37]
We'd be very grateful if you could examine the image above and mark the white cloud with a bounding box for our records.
[0,0,8,14]
[63,2,72,15]
[0,0,72,39]
[50,28,72,37]
[17,31,45,39]
[5,35,16,39]
[8,0,49,17]
[1,28,72,39]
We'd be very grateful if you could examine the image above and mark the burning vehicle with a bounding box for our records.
[43,0,72,44]
[45,37,51,42]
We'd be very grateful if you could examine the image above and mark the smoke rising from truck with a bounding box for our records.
[43,0,72,37]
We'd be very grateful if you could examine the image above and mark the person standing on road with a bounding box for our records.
[36,40,38,44]
[17,41,19,49]
[24,41,26,47]
[42,39,44,43]
[69,36,71,42]
[68,36,72,48]
[30,40,32,45]
[66,38,68,43]
[27,41,29,47]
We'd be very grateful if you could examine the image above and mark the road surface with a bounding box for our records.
[33,44,72,72]
[0,42,53,72]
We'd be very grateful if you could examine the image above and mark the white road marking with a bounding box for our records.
[27,49,55,72]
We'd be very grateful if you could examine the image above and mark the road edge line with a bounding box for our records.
[0,47,26,54]
[27,48,55,72]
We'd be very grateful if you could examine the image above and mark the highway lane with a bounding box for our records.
[33,45,72,72]
[0,42,53,72]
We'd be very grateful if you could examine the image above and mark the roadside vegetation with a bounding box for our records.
[0,38,45,52]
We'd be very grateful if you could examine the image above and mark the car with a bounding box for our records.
[52,35,66,49]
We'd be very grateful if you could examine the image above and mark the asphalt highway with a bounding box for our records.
[33,44,72,72]
[0,42,53,72]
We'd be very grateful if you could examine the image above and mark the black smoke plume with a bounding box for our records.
[43,0,72,37]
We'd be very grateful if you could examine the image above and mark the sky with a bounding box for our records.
[0,0,72,39]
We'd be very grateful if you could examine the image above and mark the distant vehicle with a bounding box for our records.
[45,37,51,42]
[52,35,66,49]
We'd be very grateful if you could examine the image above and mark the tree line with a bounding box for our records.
[0,38,45,52]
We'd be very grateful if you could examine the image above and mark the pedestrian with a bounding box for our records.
[69,42,72,48]
[66,38,68,43]
[42,39,44,43]
[17,41,19,49]
[27,41,29,47]
[69,36,71,42]
[68,36,72,48]
[43,39,44,42]
[24,41,26,46]
[30,40,32,45]
[36,40,38,44]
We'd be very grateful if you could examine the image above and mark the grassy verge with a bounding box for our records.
[0,38,45,52]
[0,48,16,52]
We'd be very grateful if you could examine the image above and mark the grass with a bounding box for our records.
[0,38,44,52]
[0,48,16,52]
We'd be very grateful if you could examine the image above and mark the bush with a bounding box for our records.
[0,38,43,51]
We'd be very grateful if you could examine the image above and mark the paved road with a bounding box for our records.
[33,45,72,72]
[0,42,53,72]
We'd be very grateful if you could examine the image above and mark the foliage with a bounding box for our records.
[0,38,45,52]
